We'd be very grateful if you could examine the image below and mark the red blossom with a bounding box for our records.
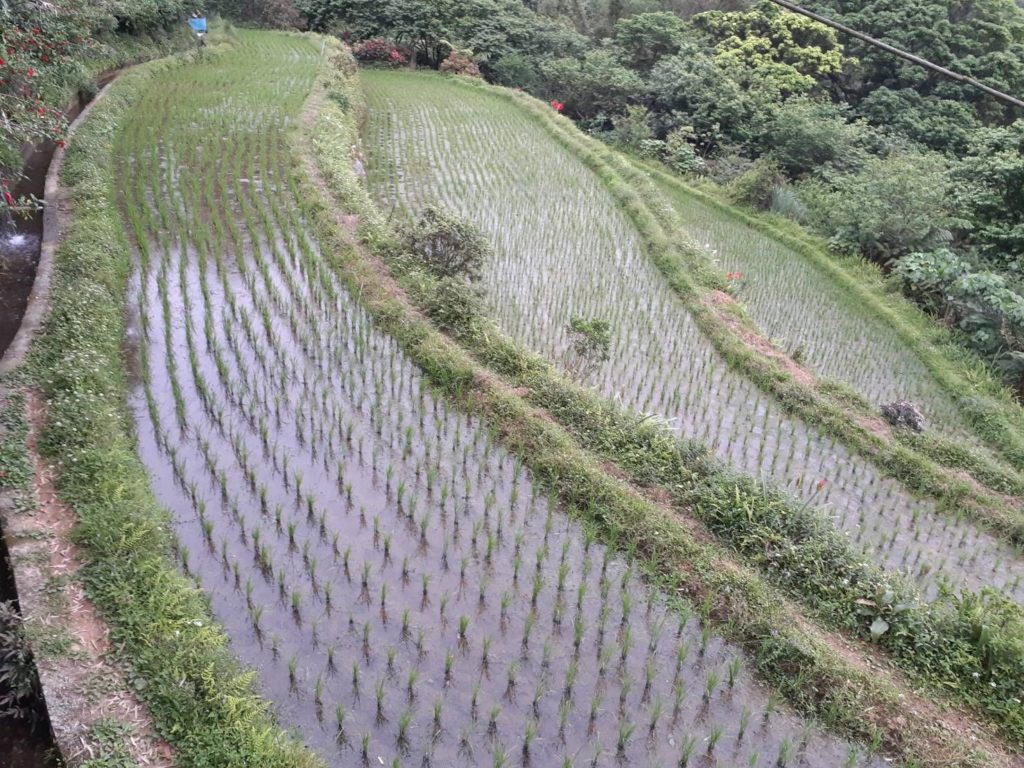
[550,100,564,112]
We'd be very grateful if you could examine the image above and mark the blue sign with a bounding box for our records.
[188,17,208,33]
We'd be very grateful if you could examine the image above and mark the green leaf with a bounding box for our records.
[869,617,889,640]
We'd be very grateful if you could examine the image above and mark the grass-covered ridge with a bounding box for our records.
[306,47,1022,765]
[18,38,323,768]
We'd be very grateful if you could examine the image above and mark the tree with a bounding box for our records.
[801,0,1024,124]
[692,0,847,97]
[802,152,953,264]
[763,98,871,178]
[648,43,773,148]
[952,121,1024,275]
[402,205,492,281]
[612,11,688,71]
[539,48,643,118]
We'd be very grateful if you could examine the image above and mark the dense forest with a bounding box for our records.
[3,0,1023,392]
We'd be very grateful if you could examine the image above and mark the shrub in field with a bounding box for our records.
[564,316,611,380]
[727,157,786,210]
[423,276,485,332]
[352,38,406,66]
[402,205,492,282]
[439,51,481,78]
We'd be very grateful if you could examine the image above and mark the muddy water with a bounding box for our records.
[118,31,881,768]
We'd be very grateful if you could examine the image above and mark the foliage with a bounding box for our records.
[951,121,1024,276]
[611,11,688,71]
[802,152,953,264]
[762,98,870,178]
[564,316,611,379]
[662,126,705,174]
[0,601,40,723]
[896,250,1024,387]
[727,156,786,210]
[0,2,91,212]
[691,0,847,97]
[647,44,772,148]
[539,49,643,117]
[439,50,481,77]
[801,0,1024,127]
[609,104,652,149]
[204,0,305,29]
[351,37,407,66]
[402,204,492,281]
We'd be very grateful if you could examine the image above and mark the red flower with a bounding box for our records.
[3,190,14,206]
[26,67,33,77]
[815,478,827,492]
[550,100,564,112]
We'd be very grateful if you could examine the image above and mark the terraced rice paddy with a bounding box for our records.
[113,32,885,768]
[648,173,972,437]
[362,69,1024,603]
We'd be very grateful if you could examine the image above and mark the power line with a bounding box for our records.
[766,0,1024,109]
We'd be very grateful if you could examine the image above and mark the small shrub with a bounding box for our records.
[727,157,787,210]
[352,38,407,67]
[439,51,481,78]
[0,601,41,723]
[610,105,653,150]
[663,128,705,175]
[564,316,612,379]
[424,277,485,332]
[402,205,492,282]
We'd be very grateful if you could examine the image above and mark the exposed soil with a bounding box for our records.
[703,289,818,388]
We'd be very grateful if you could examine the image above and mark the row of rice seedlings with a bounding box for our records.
[116,34,883,768]
[361,70,1024,603]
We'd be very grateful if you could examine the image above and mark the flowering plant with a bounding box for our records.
[549,100,564,112]
[2,4,91,214]
[352,38,407,67]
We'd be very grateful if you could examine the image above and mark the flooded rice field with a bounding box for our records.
[361,69,1024,604]
[115,32,884,768]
